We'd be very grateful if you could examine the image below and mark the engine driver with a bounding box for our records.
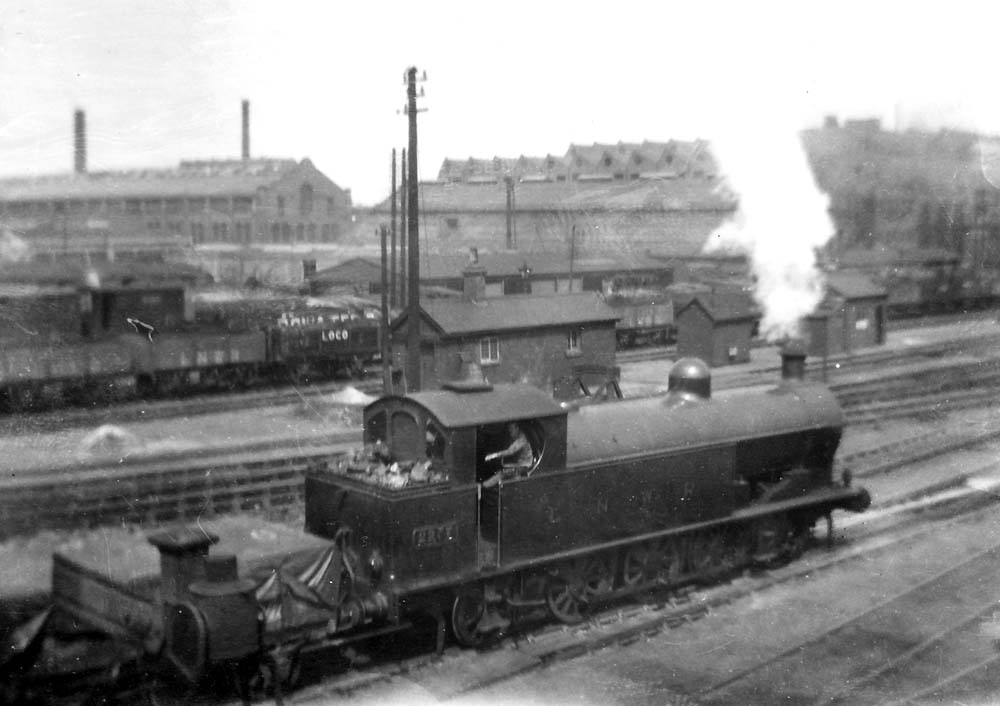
[482,423,533,487]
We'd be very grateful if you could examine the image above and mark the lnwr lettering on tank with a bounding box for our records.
[412,520,458,548]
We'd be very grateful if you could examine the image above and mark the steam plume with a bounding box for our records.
[0,228,30,262]
[704,120,833,341]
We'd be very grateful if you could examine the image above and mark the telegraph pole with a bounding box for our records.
[390,149,397,309]
[404,66,425,392]
[379,225,391,392]
[400,148,407,308]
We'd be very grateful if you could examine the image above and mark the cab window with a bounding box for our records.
[366,410,387,444]
[390,411,420,461]
[425,421,446,462]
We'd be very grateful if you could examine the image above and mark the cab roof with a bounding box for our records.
[369,383,566,428]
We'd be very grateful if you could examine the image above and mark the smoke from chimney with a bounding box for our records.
[73,109,86,174]
[241,100,250,160]
[704,114,832,342]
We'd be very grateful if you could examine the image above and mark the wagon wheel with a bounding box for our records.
[247,646,303,698]
[451,588,487,647]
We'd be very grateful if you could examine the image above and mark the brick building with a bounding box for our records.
[0,158,353,260]
[366,139,735,258]
[389,268,619,393]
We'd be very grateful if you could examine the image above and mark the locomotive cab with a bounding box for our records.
[305,384,570,589]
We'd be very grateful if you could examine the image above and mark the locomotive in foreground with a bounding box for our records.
[10,351,869,698]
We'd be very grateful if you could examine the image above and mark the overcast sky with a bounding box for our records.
[1,1,997,205]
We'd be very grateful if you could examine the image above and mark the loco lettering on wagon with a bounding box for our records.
[412,520,458,549]
[321,329,350,342]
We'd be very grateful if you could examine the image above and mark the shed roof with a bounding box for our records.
[0,158,311,201]
[371,176,734,213]
[677,294,758,323]
[398,383,566,427]
[393,292,619,336]
[825,271,887,300]
[312,250,670,285]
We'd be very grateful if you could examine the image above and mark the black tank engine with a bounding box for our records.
[16,354,869,697]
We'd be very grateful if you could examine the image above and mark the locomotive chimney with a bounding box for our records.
[241,99,250,160]
[73,109,87,174]
[147,526,219,603]
[780,338,807,381]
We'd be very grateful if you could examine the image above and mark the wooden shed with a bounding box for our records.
[804,272,887,357]
[674,294,757,367]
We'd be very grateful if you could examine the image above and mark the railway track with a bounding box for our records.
[5,354,1000,540]
[697,537,1000,706]
[0,437,352,539]
[0,376,384,436]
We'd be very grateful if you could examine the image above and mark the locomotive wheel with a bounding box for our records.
[690,531,728,576]
[545,555,615,624]
[653,538,684,585]
[622,544,655,588]
[545,568,584,624]
[451,588,487,647]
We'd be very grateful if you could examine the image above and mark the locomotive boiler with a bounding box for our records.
[16,352,869,698]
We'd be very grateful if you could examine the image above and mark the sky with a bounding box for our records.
[1,1,999,205]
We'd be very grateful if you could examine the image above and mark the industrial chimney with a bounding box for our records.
[73,109,87,174]
[241,99,250,160]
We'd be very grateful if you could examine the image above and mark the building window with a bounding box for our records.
[277,196,286,216]
[165,199,183,214]
[233,197,253,214]
[299,184,313,216]
[126,200,141,215]
[479,337,500,365]
[322,224,331,240]
[296,223,304,241]
[567,329,581,353]
[271,223,280,242]
[327,197,335,216]
[210,197,229,214]
[307,224,317,241]
[148,220,161,231]
[281,223,291,242]
[445,217,459,229]
[188,198,207,213]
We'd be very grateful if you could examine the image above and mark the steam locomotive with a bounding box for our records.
[5,350,869,700]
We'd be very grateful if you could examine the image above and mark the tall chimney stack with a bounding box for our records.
[73,109,86,174]
[241,100,250,160]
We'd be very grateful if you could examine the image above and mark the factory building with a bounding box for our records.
[365,140,736,258]
[0,105,353,274]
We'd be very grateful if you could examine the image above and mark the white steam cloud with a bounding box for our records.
[704,118,833,342]
[0,228,30,262]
